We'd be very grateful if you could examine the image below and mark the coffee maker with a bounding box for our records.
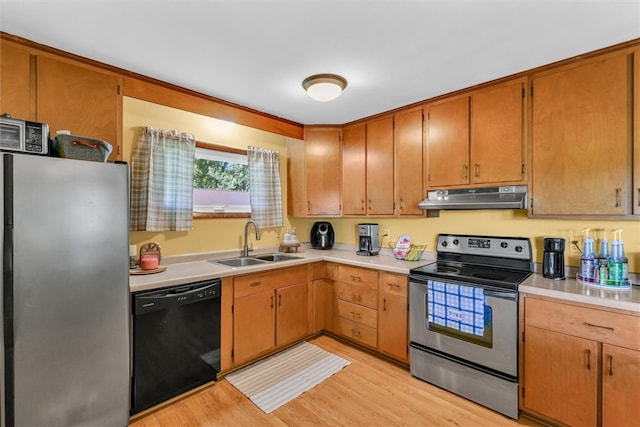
[543,237,566,280]
[357,223,380,256]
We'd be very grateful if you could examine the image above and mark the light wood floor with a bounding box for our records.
[129,335,545,427]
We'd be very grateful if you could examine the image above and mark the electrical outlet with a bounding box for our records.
[569,236,583,254]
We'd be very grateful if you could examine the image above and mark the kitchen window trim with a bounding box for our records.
[193,141,251,219]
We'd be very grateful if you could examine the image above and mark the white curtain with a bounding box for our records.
[130,126,196,231]
[248,146,283,228]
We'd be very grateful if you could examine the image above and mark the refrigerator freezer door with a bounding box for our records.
[2,154,130,427]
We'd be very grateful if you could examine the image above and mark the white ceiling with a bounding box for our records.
[2,1,639,126]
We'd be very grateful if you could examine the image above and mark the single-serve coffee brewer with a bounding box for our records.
[357,223,380,256]
[543,237,566,280]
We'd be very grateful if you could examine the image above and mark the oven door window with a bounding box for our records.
[427,280,493,348]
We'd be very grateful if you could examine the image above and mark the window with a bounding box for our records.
[193,143,251,216]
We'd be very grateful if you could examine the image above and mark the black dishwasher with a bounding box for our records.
[131,279,221,414]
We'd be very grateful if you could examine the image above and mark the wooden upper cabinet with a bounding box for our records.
[530,53,629,216]
[1,41,32,120]
[342,124,367,215]
[36,56,122,161]
[470,79,524,185]
[366,115,394,215]
[634,50,640,216]
[286,137,307,217]
[426,96,470,187]
[304,128,341,215]
[394,108,423,216]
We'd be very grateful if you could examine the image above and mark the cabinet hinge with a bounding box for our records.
[521,87,525,98]
[117,85,121,95]
[522,331,525,342]
[530,198,533,209]
[116,145,120,156]
[530,84,534,97]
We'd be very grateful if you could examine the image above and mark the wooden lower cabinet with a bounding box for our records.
[602,343,640,427]
[524,325,598,426]
[275,282,309,346]
[522,295,640,427]
[232,266,309,366]
[334,265,378,349]
[378,272,409,362]
[231,263,410,368]
[234,289,276,365]
[334,265,409,363]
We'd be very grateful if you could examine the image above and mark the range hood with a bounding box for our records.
[418,185,528,210]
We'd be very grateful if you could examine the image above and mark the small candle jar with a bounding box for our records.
[141,254,159,270]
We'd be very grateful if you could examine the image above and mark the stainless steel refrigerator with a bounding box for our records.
[1,153,130,427]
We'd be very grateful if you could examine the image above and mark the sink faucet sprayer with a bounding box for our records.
[242,220,261,257]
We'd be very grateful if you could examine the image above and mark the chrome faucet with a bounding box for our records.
[242,219,261,257]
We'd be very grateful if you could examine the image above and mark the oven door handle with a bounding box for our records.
[482,289,517,301]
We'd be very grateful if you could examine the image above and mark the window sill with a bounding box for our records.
[193,212,251,219]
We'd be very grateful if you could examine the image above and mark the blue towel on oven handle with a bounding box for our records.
[427,281,486,337]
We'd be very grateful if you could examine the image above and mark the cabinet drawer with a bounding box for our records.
[525,297,640,351]
[234,265,307,299]
[336,265,378,290]
[381,272,407,297]
[336,299,377,328]
[336,317,377,348]
[335,282,378,309]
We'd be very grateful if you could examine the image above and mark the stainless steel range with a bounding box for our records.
[409,234,533,419]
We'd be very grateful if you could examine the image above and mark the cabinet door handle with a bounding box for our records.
[474,163,480,178]
[637,188,640,207]
[351,293,362,301]
[616,188,622,207]
[350,311,362,318]
[607,354,614,376]
[584,322,615,331]
[351,275,362,282]
[387,283,400,288]
[586,349,591,370]
[350,328,361,337]
[462,164,468,180]
[383,298,387,311]
[278,294,282,307]
[307,201,311,211]
[250,281,263,287]
[368,199,372,210]
[399,198,405,210]
[270,295,274,309]
[361,200,365,211]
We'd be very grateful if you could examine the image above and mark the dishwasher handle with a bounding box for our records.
[134,279,221,315]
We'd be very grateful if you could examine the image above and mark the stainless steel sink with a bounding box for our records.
[211,253,301,268]
[213,257,268,268]
[253,253,302,262]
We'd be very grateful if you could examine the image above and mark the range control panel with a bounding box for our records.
[437,234,532,260]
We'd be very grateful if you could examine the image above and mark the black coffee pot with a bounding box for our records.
[543,238,566,280]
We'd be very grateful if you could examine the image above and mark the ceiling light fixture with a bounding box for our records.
[302,74,348,102]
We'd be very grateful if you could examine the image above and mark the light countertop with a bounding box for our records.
[519,274,640,313]
[129,244,639,313]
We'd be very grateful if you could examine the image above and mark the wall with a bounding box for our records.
[123,97,639,272]
[123,97,296,256]
[290,213,640,272]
